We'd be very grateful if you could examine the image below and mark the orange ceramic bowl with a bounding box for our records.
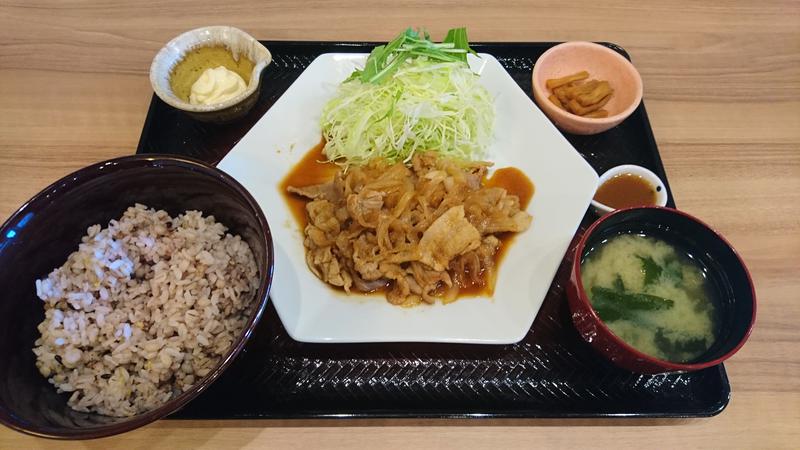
[532,42,643,135]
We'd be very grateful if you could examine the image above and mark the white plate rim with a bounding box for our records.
[218,52,599,344]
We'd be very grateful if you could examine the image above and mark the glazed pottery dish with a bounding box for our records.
[150,26,272,123]
[532,41,643,135]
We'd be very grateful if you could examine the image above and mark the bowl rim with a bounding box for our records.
[0,154,274,439]
[532,41,644,125]
[149,25,272,113]
[571,205,757,372]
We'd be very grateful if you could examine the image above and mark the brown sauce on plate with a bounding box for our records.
[279,141,534,302]
[279,140,338,229]
[594,173,657,209]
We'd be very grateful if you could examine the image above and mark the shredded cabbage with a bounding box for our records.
[320,57,494,166]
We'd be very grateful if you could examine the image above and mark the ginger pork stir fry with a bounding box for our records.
[288,154,532,305]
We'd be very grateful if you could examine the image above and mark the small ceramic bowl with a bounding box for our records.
[532,41,643,135]
[567,207,756,374]
[0,155,274,439]
[150,26,272,123]
[590,164,668,216]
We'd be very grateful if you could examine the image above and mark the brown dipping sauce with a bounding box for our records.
[279,141,534,300]
[594,173,657,209]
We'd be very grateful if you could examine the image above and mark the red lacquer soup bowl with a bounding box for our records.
[566,206,756,374]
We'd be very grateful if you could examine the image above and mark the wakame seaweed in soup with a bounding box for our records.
[581,234,719,363]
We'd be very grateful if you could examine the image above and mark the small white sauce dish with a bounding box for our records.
[150,26,272,123]
[590,164,668,216]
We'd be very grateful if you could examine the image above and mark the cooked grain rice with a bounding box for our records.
[33,204,258,417]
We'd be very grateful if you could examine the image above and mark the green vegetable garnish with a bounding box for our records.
[654,329,708,361]
[591,285,673,323]
[663,260,684,283]
[636,255,663,286]
[349,27,477,84]
[591,286,674,312]
[613,274,626,292]
[321,27,494,166]
[594,303,631,322]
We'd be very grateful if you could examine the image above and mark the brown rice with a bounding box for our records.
[32,204,258,417]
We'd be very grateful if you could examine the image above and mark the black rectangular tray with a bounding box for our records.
[137,41,730,419]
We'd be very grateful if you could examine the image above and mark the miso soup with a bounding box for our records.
[580,233,719,363]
